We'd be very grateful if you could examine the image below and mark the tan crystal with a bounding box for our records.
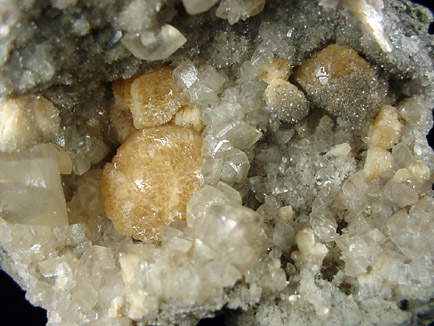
[294,44,373,88]
[110,66,185,143]
[408,162,430,184]
[392,162,430,184]
[0,95,60,152]
[110,78,136,143]
[368,105,401,149]
[259,58,291,84]
[293,44,387,123]
[173,105,204,132]
[100,125,203,242]
[291,228,328,269]
[130,66,184,129]
[363,146,393,181]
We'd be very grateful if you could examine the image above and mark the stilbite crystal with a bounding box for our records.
[100,125,203,242]
[293,44,388,125]
[0,96,60,152]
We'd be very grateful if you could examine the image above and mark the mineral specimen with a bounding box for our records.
[0,96,60,152]
[0,0,433,326]
[293,44,389,125]
[101,125,203,242]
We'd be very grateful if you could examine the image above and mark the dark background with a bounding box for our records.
[0,1,433,325]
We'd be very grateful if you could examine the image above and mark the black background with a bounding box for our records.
[0,1,433,325]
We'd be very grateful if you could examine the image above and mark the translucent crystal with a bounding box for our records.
[216,181,242,205]
[197,65,226,93]
[397,97,424,126]
[219,148,250,186]
[392,142,413,169]
[0,143,68,226]
[185,83,219,106]
[383,180,418,208]
[121,25,186,61]
[194,204,264,272]
[386,197,434,259]
[182,0,218,15]
[173,60,198,89]
[216,0,266,25]
[201,155,224,185]
[186,185,230,227]
[215,121,262,150]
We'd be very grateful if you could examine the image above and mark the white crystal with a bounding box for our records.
[219,148,250,185]
[182,0,218,15]
[386,197,434,259]
[215,121,262,150]
[173,60,198,89]
[216,0,266,25]
[383,180,418,208]
[186,185,230,227]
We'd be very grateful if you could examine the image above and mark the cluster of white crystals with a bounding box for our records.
[0,1,433,326]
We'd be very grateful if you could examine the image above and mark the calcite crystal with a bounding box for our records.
[0,1,433,326]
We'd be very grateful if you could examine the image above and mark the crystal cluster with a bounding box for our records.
[0,1,433,326]
[101,125,203,242]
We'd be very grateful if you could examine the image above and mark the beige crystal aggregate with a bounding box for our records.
[259,58,291,84]
[368,105,402,149]
[101,125,203,242]
[173,105,204,132]
[261,58,309,123]
[293,44,388,123]
[0,95,60,152]
[294,44,374,88]
[110,66,185,143]
[363,146,393,181]
[130,66,184,128]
